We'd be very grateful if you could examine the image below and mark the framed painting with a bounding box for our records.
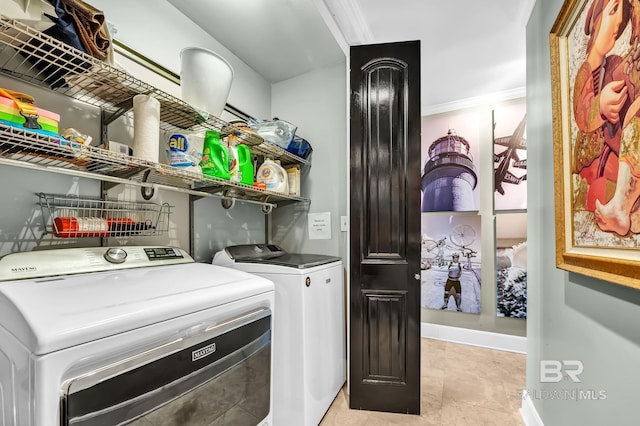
[551,0,640,288]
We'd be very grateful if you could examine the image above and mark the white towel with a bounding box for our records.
[133,94,160,162]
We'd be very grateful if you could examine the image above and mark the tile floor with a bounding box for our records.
[320,338,526,426]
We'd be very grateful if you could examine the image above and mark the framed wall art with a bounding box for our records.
[551,0,640,289]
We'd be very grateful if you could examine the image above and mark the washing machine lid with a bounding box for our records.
[219,244,341,269]
[239,253,342,269]
[0,247,274,355]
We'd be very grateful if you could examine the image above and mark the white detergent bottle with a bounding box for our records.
[257,158,289,193]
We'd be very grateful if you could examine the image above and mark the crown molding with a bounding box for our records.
[421,87,526,116]
[312,0,349,54]
[517,0,537,27]
[320,0,374,45]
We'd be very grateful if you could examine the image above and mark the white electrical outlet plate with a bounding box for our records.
[340,216,348,232]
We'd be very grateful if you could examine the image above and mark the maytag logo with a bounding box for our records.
[11,266,37,273]
[192,343,216,361]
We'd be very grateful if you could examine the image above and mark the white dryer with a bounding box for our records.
[0,246,274,426]
[213,244,345,426]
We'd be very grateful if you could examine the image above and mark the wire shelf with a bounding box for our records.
[37,192,172,238]
[0,15,309,168]
[0,123,309,204]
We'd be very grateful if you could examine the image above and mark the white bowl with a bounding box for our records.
[180,47,234,118]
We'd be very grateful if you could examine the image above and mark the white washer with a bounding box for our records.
[213,244,345,426]
[0,246,274,426]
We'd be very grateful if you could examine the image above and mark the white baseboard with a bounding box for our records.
[520,390,544,426]
[421,323,526,353]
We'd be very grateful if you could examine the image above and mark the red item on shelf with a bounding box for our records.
[53,217,109,238]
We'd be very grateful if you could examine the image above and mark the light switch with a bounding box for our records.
[340,216,348,232]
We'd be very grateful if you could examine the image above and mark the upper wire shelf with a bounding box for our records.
[0,15,309,168]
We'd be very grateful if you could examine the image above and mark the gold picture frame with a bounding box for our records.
[551,0,640,289]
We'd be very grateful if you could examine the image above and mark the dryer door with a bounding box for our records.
[60,308,271,426]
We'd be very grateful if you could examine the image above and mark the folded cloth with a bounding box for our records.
[46,0,112,63]
[44,0,86,53]
[60,0,112,62]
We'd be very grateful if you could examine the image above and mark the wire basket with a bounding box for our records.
[37,192,172,238]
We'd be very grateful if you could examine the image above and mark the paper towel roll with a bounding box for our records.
[133,94,160,162]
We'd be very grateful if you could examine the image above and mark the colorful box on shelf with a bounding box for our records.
[0,95,60,134]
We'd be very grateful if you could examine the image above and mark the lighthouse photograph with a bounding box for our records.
[421,111,481,212]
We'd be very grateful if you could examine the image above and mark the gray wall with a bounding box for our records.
[270,62,348,261]
[527,1,640,424]
[0,167,102,256]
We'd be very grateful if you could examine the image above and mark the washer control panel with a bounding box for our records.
[144,247,184,260]
[0,246,192,281]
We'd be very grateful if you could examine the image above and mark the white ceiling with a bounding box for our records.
[166,0,345,83]
[167,0,535,114]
